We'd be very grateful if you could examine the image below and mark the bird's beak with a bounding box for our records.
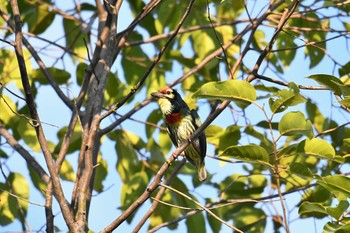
[151,91,164,99]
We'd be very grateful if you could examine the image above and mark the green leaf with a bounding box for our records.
[27,164,47,196]
[193,80,256,108]
[298,201,328,216]
[208,125,241,154]
[339,97,350,107]
[59,159,75,181]
[269,83,306,114]
[206,199,222,233]
[54,126,82,155]
[278,111,314,138]
[244,125,273,150]
[0,173,30,226]
[219,145,270,163]
[299,201,349,220]
[63,18,88,62]
[24,4,55,34]
[306,100,326,133]
[121,38,149,85]
[276,33,297,67]
[112,129,140,183]
[76,62,88,86]
[31,67,71,85]
[323,222,350,233]
[120,171,149,214]
[316,175,350,199]
[339,61,350,77]
[326,200,349,220]
[289,163,313,178]
[0,94,16,125]
[16,118,41,152]
[192,30,216,64]
[307,74,343,95]
[94,154,108,193]
[186,209,206,232]
[298,138,335,159]
[234,207,266,232]
[10,173,29,220]
[0,183,15,225]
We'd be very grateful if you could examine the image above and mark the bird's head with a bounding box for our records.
[151,87,186,115]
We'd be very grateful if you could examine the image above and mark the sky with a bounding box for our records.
[1,0,349,232]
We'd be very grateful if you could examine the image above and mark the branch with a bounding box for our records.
[0,8,74,110]
[148,183,316,232]
[100,0,193,122]
[0,124,49,184]
[159,183,243,232]
[132,159,187,232]
[253,73,332,90]
[9,0,75,230]
[247,0,300,83]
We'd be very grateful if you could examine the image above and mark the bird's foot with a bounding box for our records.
[166,152,178,165]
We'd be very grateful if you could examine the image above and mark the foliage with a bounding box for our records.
[0,0,350,232]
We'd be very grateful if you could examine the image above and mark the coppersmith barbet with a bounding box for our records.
[151,87,207,181]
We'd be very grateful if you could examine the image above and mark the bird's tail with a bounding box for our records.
[198,163,207,181]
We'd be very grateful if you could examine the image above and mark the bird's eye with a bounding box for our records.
[166,90,172,95]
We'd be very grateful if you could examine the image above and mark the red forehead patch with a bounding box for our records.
[160,86,171,94]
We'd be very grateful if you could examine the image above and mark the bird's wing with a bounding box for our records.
[166,124,179,147]
[190,109,207,158]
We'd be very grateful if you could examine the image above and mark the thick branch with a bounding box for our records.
[0,124,49,184]
[9,0,75,230]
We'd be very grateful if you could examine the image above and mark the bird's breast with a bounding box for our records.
[165,112,182,125]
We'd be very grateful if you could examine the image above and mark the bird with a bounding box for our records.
[151,87,207,181]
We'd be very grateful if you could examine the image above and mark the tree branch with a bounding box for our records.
[9,0,75,230]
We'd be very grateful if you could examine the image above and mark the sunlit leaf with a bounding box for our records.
[306,100,326,133]
[277,33,297,67]
[269,83,306,114]
[326,200,349,220]
[120,171,149,215]
[31,67,71,85]
[278,111,314,138]
[323,222,350,233]
[289,163,313,178]
[298,138,335,159]
[63,18,88,62]
[299,201,328,217]
[206,198,222,233]
[0,183,15,226]
[16,118,41,152]
[234,206,266,232]
[27,164,47,196]
[111,129,140,183]
[299,201,349,220]
[60,159,75,181]
[0,94,16,125]
[192,31,215,64]
[24,4,55,34]
[193,80,256,108]
[316,175,350,199]
[219,145,270,163]
[121,37,149,85]
[10,173,29,221]
[208,125,241,154]
[339,61,350,77]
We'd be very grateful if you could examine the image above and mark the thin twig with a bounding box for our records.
[159,183,243,233]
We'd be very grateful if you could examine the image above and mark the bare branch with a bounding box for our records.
[9,0,75,230]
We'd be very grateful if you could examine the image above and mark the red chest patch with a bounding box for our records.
[165,112,182,125]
